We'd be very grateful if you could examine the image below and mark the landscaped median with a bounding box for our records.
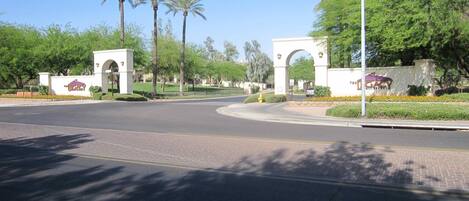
[306,93,469,102]
[311,93,469,120]
[326,103,469,120]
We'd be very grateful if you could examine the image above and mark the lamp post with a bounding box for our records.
[361,0,367,117]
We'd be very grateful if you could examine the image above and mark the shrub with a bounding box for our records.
[38,85,49,95]
[306,95,469,102]
[408,85,430,96]
[244,93,287,104]
[327,103,469,120]
[314,86,331,97]
[89,86,102,94]
[265,94,287,103]
[0,89,17,95]
[101,94,147,101]
[93,92,104,100]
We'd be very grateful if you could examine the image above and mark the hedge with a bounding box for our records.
[244,93,287,104]
[306,95,469,102]
[101,93,147,102]
[326,103,469,120]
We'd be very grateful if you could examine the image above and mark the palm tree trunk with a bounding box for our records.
[179,14,187,96]
[152,2,159,96]
[119,0,125,48]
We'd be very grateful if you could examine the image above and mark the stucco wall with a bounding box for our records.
[50,76,95,97]
[326,60,435,96]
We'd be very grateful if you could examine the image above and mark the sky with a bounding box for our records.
[0,0,320,60]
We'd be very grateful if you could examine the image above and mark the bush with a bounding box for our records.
[326,103,469,120]
[89,86,102,94]
[313,86,331,97]
[244,93,287,104]
[102,94,147,102]
[0,89,17,95]
[408,85,430,96]
[93,92,104,100]
[306,95,469,102]
[38,85,49,95]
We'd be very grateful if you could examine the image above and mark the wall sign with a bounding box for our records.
[350,73,393,90]
[65,79,87,91]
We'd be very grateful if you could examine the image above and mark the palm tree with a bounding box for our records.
[164,0,206,96]
[151,0,160,96]
[116,0,159,96]
[101,0,144,48]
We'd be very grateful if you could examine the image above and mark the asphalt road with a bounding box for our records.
[0,96,468,149]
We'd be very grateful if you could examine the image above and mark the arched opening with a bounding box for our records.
[101,60,120,95]
[286,50,315,94]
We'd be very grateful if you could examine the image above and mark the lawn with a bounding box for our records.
[133,83,245,99]
[326,103,469,120]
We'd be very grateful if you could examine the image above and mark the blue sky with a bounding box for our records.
[0,0,320,59]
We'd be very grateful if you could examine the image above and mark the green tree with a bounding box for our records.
[0,24,43,88]
[313,0,469,84]
[289,57,315,81]
[164,0,206,96]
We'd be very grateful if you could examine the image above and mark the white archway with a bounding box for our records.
[93,49,134,94]
[273,37,329,95]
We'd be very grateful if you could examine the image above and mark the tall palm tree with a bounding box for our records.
[151,0,160,96]
[101,0,144,48]
[164,0,206,96]
[131,0,159,96]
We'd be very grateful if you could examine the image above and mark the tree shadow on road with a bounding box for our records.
[0,135,467,201]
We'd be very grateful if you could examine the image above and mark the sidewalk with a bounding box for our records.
[217,102,469,130]
[1,122,469,194]
[0,98,107,107]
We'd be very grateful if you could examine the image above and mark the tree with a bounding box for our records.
[164,0,206,96]
[313,0,469,86]
[38,25,88,76]
[289,57,315,81]
[101,0,144,48]
[244,40,272,83]
[137,0,161,96]
[0,24,43,88]
[223,41,239,62]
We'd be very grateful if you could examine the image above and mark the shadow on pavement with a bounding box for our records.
[0,135,467,201]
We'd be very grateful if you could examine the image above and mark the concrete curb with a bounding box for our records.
[217,103,469,131]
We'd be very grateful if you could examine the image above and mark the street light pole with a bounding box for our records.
[361,0,367,117]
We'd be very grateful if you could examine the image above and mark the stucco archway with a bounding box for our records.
[93,49,134,94]
[273,37,329,95]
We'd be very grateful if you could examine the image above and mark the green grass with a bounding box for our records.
[133,83,244,99]
[244,93,287,104]
[326,103,469,120]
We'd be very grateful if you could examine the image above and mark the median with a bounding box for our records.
[326,103,469,120]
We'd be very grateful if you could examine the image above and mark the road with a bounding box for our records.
[0,96,468,149]
[1,97,468,201]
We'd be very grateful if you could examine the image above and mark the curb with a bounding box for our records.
[217,103,469,131]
